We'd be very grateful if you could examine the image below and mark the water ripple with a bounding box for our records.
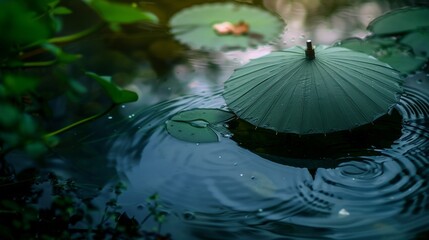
[107,84,429,239]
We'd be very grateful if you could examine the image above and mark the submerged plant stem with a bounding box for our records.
[22,60,57,67]
[44,104,116,138]
[19,22,104,60]
[48,22,104,45]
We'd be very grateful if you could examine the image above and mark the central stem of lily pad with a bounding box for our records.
[305,40,315,60]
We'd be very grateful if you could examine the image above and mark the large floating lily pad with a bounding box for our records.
[166,109,235,143]
[335,38,426,74]
[169,3,284,50]
[367,7,429,35]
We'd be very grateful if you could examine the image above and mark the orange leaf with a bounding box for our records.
[213,21,249,35]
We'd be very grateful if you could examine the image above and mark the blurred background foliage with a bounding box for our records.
[0,0,166,238]
[0,0,157,159]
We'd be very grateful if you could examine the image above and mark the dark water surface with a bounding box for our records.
[47,0,429,239]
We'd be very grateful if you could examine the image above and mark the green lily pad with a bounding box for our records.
[376,48,426,74]
[335,37,426,74]
[166,109,235,143]
[169,3,284,50]
[335,37,383,55]
[367,7,429,35]
[401,29,429,56]
[86,72,138,104]
[166,120,219,143]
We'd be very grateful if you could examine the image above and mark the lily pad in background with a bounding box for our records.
[367,7,429,35]
[166,109,235,143]
[87,0,158,30]
[335,38,426,74]
[401,30,429,56]
[169,3,284,50]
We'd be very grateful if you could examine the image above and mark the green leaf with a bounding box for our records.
[336,37,426,74]
[42,43,81,63]
[166,109,235,143]
[166,120,219,143]
[88,0,158,24]
[52,6,72,15]
[400,30,429,56]
[367,7,429,35]
[25,141,48,157]
[169,3,284,50]
[0,1,50,48]
[18,114,38,136]
[86,72,138,104]
[4,75,39,95]
[0,104,20,127]
[375,48,426,74]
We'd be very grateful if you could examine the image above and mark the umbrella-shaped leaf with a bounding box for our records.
[166,109,235,143]
[86,72,138,104]
[169,3,284,50]
[367,7,429,35]
[401,29,429,56]
[336,37,426,74]
[224,44,403,134]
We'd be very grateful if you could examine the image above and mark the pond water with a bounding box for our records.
[42,0,429,239]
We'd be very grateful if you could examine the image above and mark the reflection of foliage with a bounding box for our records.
[0,170,171,239]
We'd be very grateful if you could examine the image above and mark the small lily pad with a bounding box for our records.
[166,108,235,143]
[166,120,219,143]
[169,3,284,50]
[367,7,429,35]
